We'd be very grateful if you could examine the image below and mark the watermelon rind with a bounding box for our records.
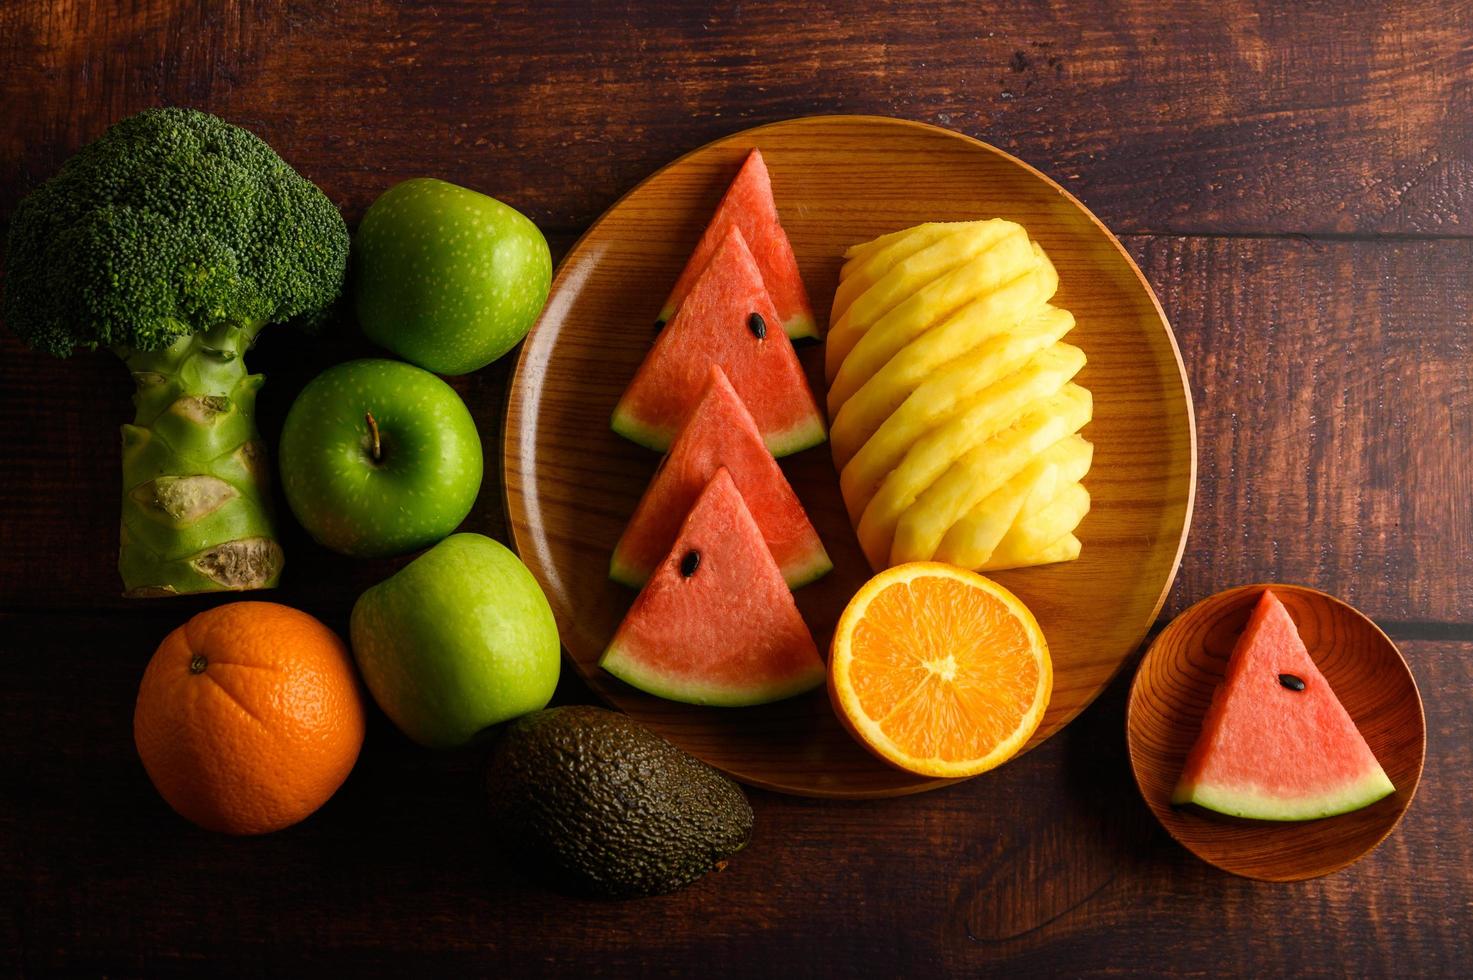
[763,414,828,458]
[600,640,825,708]
[1172,768,1395,822]
[780,547,834,590]
[609,408,683,454]
[782,313,820,343]
[611,397,828,458]
[607,553,646,590]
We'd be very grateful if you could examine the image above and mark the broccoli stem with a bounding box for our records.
[115,320,283,597]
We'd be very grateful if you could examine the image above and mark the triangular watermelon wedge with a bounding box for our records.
[601,468,825,707]
[612,226,826,456]
[611,365,831,589]
[658,148,818,341]
[1172,589,1395,821]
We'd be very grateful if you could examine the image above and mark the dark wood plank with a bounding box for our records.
[973,640,1472,977]
[3,237,1468,626]
[2,0,1470,975]
[1124,236,1473,626]
[1,0,1471,240]
[1,612,1465,975]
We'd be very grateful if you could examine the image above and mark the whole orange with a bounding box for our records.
[134,601,366,835]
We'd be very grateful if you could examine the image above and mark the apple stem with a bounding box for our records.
[365,411,382,462]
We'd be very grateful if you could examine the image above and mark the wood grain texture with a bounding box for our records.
[6,238,1468,627]
[1,0,1471,974]
[1129,237,1473,625]
[0,611,1466,976]
[503,116,1194,797]
[1129,584,1425,881]
[1,0,1471,239]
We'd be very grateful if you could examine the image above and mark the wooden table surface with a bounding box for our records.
[2,1,1469,976]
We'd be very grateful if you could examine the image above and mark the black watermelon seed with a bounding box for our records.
[654,318,666,332]
[680,550,701,577]
[1278,673,1306,692]
[748,312,767,339]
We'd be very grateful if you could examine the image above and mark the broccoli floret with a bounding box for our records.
[4,106,348,356]
[1,108,350,598]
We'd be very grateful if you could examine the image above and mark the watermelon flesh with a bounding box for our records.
[611,365,831,589]
[1172,589,1395,821]
[612,225,826,456]
[658,148,818,341]
[601,468,825,707]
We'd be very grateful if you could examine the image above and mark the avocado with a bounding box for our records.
[485,705,754,898]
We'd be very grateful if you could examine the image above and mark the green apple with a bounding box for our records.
[279,358,483,558]
[350,533,560,747]
[353,178,552,376]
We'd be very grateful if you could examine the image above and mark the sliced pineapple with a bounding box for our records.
[855,383,1089,569]
[980,533,1081,572]
[933,433,1092,568]
[826,220,1027,380]
[838,338,1084,522]
[826,228,1036,398]
[827,220,1093,575]
[928,460,1061,571]
[833,220,999,324]
[849,364,1067,558]
[840,220,984,272]
[886,382,1092,566]
[834,314,1077,473]
[828,249,1057,428]
[992,481,1091,566]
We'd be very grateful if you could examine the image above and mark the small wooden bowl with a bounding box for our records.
[1127,584,1425,881]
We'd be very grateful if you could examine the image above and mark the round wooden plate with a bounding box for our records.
[503,115,1196,797]
[1127,584,1426,880]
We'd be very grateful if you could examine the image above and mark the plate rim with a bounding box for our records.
[1125,581,1428,880]
[502,113,1199,798]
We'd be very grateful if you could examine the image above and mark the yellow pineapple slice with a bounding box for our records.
[833,311,1076,471]
[842,336,1084,515]
[826,227,1036,396]
[829,220,1095,573]
[840,220,981,271]
[933,434,1092,568]
[930,461,1061,571]
[885,382,1092,566]
[980,533,1082,571]
[826,220,1026,380]
[827,249,1057,429]
[855,383,1089,568]
[985,481,1091,570]
[833,221,996,323]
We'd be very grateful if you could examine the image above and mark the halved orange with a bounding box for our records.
[828,562,1052,778]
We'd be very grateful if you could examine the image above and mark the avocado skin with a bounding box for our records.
[485,705,754,898]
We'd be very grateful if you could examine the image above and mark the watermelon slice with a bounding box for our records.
[611,365,831,589]
[1172,589,1395,821]
[658,148,818,340]
[612,226,826,456]
[601,468,825,707]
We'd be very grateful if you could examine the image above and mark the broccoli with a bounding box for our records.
[3,107,349,596]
